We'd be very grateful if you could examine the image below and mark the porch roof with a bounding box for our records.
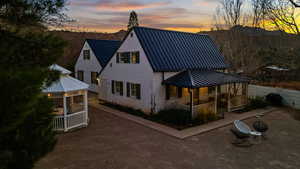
[163,70,249,88]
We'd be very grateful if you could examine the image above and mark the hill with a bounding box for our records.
[53,26,300,74]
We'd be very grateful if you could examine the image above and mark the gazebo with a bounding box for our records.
[43,64,89,132]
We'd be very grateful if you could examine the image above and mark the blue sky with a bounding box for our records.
[65,0,222,32]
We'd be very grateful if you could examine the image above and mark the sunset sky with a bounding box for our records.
[65,0,222,33]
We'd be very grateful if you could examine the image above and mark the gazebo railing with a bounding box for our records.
[52,111,87,132]
[53,115,65,131]
[66,111,87,130]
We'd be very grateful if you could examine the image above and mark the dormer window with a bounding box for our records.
[83,50,90,60]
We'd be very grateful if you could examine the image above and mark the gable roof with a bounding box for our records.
[86,39,121,67]
[133,27,229,72]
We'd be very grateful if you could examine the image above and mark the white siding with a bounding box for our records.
[152,72,180,113]
[99,30,154,113]
[249,85,300,109]
[75,42,102,93]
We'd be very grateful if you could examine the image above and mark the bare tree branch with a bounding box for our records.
[288,0,300,7]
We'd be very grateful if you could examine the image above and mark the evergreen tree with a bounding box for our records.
[127,11,139,30]
[0,0,67,169]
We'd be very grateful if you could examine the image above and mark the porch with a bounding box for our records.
[163,70,249,119]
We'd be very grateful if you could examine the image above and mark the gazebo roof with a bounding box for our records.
[50,64,72,75]
[43,64,89,93]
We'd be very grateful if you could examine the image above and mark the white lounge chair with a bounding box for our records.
[234,120,262,136]
[231,120,262,147]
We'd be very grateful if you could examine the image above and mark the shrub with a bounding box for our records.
[103,102,146,118]
[248,96,269,109]
[157,109,191,126]
[193,112,219,125]
[266,93,283,106]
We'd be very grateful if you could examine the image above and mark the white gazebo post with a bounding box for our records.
[63,93,68,132]
[84,90,88,125]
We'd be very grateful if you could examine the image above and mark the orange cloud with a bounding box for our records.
[96,1,170,11]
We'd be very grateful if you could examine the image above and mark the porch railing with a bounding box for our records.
[52,111,87,132]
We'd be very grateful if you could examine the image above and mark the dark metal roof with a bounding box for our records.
[163,70,249,88]
[86,39,121,67]
[133,27,229,72]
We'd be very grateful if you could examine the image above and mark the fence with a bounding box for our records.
[248,85,300,109]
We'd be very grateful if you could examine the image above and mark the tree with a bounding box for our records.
[127,11,139,30]
[266,0,300,35]
[217,0,245,28]
[250,0,271,28]
[288,0,300,7]
[0,1,67,169]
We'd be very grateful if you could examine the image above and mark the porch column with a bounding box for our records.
[215,86,218,115]
[228,84,231,112]
[84,90,89,125]
[189,88,194,118]
[63,94,67,132]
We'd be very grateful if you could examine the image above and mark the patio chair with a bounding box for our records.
[231,120,262,147]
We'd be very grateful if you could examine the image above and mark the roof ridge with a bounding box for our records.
[134,26,209,36]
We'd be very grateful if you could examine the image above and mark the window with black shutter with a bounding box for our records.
[131,51,140,64]
[83,50,90,60]
[127,82,130,97]
[114,81,123,96]
[91,72,98,84]
[77,71,84,81]
[120,52,130,63]
[120,82,123,96]
[116,53,120,63]
[111,80,115,94]
[136,84,141,99]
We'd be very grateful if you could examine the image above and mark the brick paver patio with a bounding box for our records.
[35,106,300,169]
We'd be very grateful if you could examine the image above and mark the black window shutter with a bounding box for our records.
[166,85,170,100]
[136,52,140,63]
[116,53,120,63]
[120,82,123,96]
[111,80,115,94]
[136,84,141,99]
[178,87,183,98]
[127,82,130,97]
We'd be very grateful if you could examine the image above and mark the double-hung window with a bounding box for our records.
[116,51,140,64]
[83,50,90,60]
[77,71,84,81]
[111,80,123,96]
[126,83,141,99]
[91,72,98,84]
[131,51,140,64]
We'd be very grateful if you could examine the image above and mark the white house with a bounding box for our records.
[75,39,121,93]
[98,27,249,118]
